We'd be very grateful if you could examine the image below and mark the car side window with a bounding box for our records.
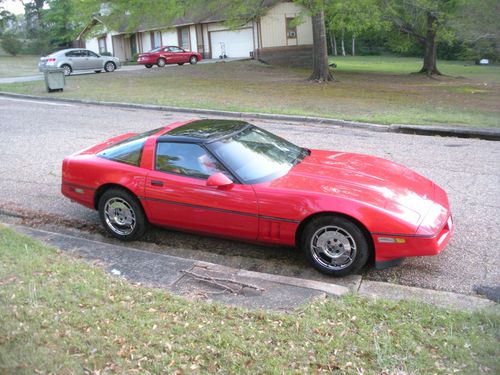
[87,51,99,57]
[156,142,226,179]
[66,51,80,57]
[170,47,183,53]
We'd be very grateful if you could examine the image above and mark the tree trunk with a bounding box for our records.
[351,36,355,56]
[308,10,333,82]
[419,12,441,76]
[341,29,346,56]
[330,30,337,56]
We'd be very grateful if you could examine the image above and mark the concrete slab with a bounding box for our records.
[10,225,341,311]
[359,280,497,312]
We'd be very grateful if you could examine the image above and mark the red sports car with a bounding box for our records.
[136,46,202,68]
[62,120,453,276]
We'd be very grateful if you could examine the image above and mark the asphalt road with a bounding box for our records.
[0,96,499,297]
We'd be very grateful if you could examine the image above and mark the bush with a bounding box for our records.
[23,33,51,56]
[131,52,139,62]
[1,32,22,56]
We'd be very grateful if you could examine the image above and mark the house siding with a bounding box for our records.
[161,29,178,46]
[260,2,313,48]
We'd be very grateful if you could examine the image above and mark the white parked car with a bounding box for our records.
[38,48,121,76]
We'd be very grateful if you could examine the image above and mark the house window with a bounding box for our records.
[178,27,190,50]
[286,17,297,39]
[151,31,161,49]
[98,37,107,54]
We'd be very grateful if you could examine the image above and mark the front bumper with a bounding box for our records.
[374,214,454,267]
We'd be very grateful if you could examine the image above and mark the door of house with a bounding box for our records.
[130,35,137,57]
[178,27,190,50]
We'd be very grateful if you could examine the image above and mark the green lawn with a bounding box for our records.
[0,55,499,128]
[1,226,498,374]
[0,55,40,78]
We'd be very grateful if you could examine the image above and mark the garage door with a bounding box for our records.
[210,28,254,58]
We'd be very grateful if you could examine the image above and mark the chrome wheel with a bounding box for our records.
[105,62,116,72]
[104,197,136,236]
[189,56,197,65]
[157,58,166,67]
[310,225,357,270]
[62,65,71,76]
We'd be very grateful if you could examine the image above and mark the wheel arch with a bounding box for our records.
[295,211,375,256]
[94,183,141,211]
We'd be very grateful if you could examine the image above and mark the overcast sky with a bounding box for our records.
[2,0,27,15]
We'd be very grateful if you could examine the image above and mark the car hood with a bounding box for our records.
[268,149,436,223]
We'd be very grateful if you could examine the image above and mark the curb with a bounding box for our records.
[1,91,499,141]
[5,223,497,312]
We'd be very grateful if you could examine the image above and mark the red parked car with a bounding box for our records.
[61,120,453,276]
[136,46,202,68]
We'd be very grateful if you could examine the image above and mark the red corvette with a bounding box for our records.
[137,46,202,68]
[62,120,453,276]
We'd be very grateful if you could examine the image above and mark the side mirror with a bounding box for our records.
[207,172,233,188]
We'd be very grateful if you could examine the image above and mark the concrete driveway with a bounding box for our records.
[0,95,498,298]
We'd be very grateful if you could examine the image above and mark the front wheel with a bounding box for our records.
[98,188,146,241]
[104,61,116,72]
[189,56,198,65]
[157,58,166,67]
[301,216,370,277]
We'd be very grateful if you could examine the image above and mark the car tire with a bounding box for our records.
[301,216,370,277]
[145,64,153,68]
[104,61,116,72]
[177,62,185,66]
[95,70,102,73]
[98,188,147,241]
[157,58,166,67]
[189,56,198,65]
[61,64,72,76]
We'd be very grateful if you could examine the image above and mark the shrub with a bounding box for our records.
[1,32,22,56]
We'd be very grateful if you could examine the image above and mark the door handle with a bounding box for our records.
[151,180,164,187]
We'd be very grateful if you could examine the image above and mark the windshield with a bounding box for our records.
[208,126,308,184]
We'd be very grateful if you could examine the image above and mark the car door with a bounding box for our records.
[168,46,185,63]
[65,50,86,70]
[144,141,259,240]
[86,50,103,70]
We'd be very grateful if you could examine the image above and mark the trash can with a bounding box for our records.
[43,68,65,92]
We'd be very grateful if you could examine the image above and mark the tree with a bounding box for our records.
[451,0,500,61]
[294,0,333,81]
[382,0,458,76]
[326,0,383,56]
[1,31,22,55]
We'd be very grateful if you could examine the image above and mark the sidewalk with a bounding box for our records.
[9,224,496,312]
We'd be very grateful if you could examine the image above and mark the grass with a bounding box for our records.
[1,226,499,374]
[0,55,499,128]
[0,55,40,78]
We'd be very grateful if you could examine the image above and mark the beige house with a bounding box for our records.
[78,1,314,67]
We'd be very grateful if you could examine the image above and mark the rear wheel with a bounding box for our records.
[98,188,146,241]
[301,216,370,277]
[157,58,166,67]
[104,61,116,72]
[145,64,153,68]
[61,64,72,76]
[189,56,198,65]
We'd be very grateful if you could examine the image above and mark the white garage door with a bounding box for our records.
[210,28,254,58]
